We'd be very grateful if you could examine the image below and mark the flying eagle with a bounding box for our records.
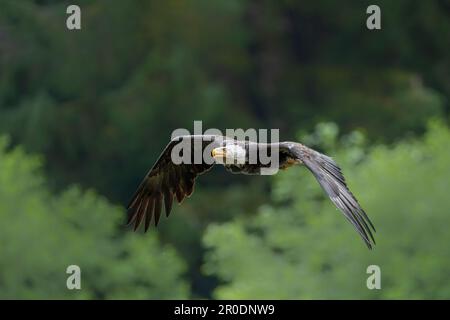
[127,135,376,249]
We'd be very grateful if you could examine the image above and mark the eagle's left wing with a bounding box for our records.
[282,142,376,249]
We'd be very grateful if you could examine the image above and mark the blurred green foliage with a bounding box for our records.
[0,0,449,299]
[0,137,188,299]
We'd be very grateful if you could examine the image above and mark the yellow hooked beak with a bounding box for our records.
[212,147,226,159]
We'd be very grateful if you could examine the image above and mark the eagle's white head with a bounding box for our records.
[211,144,246,165]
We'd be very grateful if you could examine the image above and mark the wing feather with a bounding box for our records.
[153,192,163,227]
[284,142,376,249]
[144,198,154,232]
[127,135,222,231]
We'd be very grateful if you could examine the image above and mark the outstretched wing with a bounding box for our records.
[282,142,376,249]
[127,135,223,231]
